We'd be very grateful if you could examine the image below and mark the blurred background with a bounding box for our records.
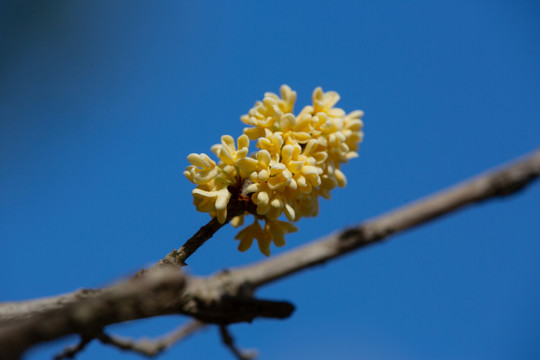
[1,1,539,359]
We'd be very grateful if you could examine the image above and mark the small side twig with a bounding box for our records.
[219,325,257,360]
[138,194,250,276]
[96,320,207,357]
[173,192,252,266]
[54,335,94,360]
[165,217,229,268]
[134,217,226,276]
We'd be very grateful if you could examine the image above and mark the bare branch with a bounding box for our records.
[231,148,540,288]
[96,320,207,357]
[0,288,101,327]
[1,149,539,358]
[54,335,94,360]
[219,325,257,360]
[0,269,187,360]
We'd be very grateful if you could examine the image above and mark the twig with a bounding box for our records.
[147,216,229,272]
[219,325,257,360]
[175,217,229,265]
[96,320,207,357]
[173,195,251,265]
[54,335,94,360]
[137,197,249,276]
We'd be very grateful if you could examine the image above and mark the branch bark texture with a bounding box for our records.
[0,269,187,359]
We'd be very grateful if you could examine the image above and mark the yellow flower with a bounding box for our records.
[235,218,266,253]
[235,217,298,256]
[257,132,284,162]
[184,152,236,223]
[312,87,346,118]
[192,186,231,224]
[236,149,272,183]
[264,218,298,249]
[343,110,365,155]
[184,153,218,185]
[211,134,250,167]
[241,85,297,140]
[185,85,363,255]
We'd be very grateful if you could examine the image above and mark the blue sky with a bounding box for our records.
[1,1,539,359]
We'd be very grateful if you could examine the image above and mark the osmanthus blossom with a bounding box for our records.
[184,85,364,255]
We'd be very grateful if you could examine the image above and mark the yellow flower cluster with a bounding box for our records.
[184,85,364,255]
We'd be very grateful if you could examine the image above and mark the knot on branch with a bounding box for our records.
[191,295,295,324]
[338,223,393,251]
[489,171,537,197]
[180,274,294,324]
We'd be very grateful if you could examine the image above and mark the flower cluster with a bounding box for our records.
[184,85,364,255]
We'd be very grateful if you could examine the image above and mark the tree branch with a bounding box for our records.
[230,148,540,288]
[96,320,206,357]
[0,269,187,360]
[54,335,94,360]
[1,149,539,358]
